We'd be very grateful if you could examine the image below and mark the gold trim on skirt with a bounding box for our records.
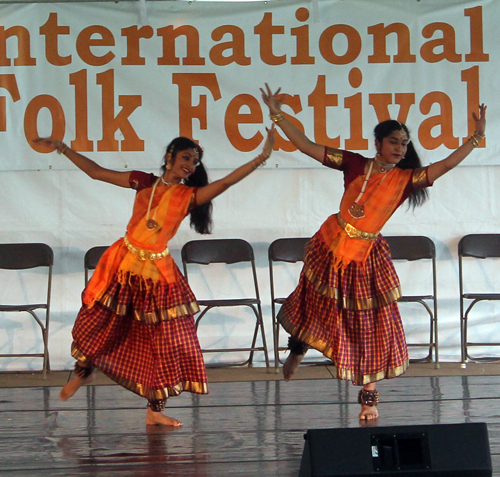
[276,315,409,385]
[99,289,200,323]
[304,264,401,310]
[71,346,208,399]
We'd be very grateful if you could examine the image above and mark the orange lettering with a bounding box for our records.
[419,91,458,149]
[308,75,339,148]
[369,93,415,124]
[462,66,484,147]
[225,94,262,152]
[96,69,143,151]
[26,95,65,148]
[291,8,314,65]
[421,23,461,63]
[319,24,361,65]
[210,26,250,66]
[254,12,286,65]
[345,93,368,150]
[69,70,93,151]
[368,23,416,63]
[122,25,154,66]
[0,74,20,131]
[158,25,205,66]
[77,25,115,67]
[0,25,36,66]
[465,6,489,62]
[172,73,221,141]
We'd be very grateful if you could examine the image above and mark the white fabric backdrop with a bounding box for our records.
[1,0,500,370]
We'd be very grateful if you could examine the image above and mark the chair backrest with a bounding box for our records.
[84,246,108,285]
[85,246,109,271]
[182,239,254,265]
[385,235,435,261]
[0,243,53,270]
[459,234,500,259]
[268,237,310,263]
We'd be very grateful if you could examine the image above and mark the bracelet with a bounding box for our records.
[468,131,485,148]
[56,142,68,155]
[259,152,270,167]
[252,153,269,169]
[269,112,285,123]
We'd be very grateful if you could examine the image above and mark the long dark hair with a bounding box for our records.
[374,120,429,209]
[161,137,213,234]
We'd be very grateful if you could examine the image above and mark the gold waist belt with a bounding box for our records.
[337,214,379,241]
[123,235,170,261]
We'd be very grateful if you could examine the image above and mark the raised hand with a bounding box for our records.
[260,83,286,115]
[261,125,275,159]
[472,103,487,137]
[32,137,65,153]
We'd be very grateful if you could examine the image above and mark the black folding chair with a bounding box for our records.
[385,235,439,368]
[84,246,109,286]
[182,238,270,368]
[0,243,54,378]
[268,237,311,370]
[459,234,500,364]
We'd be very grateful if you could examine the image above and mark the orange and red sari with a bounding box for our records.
[71,171,208,402]
[278,149,431,385]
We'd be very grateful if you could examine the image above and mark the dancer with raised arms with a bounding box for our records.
[261,83,486,420]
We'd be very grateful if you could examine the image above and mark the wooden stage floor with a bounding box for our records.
[1,369,500,476]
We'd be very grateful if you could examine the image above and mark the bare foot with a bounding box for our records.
[283,353,304,381]
[59,373,94,401]
[359,404,378,420]
[146,407,183,427]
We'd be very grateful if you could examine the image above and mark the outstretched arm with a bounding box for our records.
[195,126,275,206]
[32,138,132,188]
[260,83,327,163]
[426,104,487,184]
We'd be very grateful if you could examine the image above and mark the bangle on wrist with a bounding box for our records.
[259,152,270,167]
[269,112,285,123]
[474,130,485,139]
[252,153,268,169]
[57,142,68,155]
[468,131,485,148]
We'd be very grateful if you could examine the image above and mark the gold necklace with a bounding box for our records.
[374,155,396,173]
[145,178,161,230]
[348,159,391,219]
[348,160,374,219]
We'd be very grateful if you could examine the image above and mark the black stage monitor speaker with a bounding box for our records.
[299,422,491,477]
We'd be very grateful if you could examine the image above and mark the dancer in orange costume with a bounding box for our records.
[34,127,274,426]
[262,83,486,420]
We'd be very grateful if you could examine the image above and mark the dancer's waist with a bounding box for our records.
[123,235,170,261]
[337,214,379,241]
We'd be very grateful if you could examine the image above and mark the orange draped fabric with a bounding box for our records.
[83,183,195,308]
[320,167,412,269]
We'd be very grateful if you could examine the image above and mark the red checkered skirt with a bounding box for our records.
[278,231,408,385]
[71,271,208,402]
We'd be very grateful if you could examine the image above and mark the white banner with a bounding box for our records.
[1,0,500,371]
[0,0,498,171]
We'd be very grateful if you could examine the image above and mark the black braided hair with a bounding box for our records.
[161,137,213,234]
[374,120,429,209]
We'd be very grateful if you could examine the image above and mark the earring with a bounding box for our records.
[166,163,172,170]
